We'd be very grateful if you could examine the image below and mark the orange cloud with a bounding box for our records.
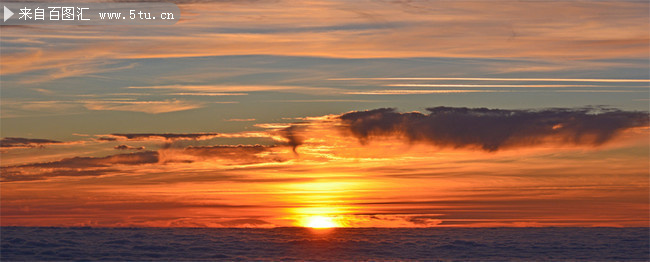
[1,107,648,227]
[108,132,221,141]
[83,99,209,114]
[1,0,648,80]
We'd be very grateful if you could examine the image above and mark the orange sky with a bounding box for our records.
[2,109,648,227]
[1,0,649,228]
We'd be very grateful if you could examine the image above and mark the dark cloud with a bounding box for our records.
[110,133,220,141]
[14,151,159,169]
[405,216,442,226]
[184,145,268,156]
[277,125,304,154]
[1,151,158,182]
[217,219,272,227]
[2,144,280,182]
[97,137,118,141]
[339,107,649,151]
[182,145,280,164]
[114,145,146,150]
[2,200,264,216]
[0,137,62,148]
[1,169,121,182]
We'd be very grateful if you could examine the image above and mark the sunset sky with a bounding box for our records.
[1,0,649,228]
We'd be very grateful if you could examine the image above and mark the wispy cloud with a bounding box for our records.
[1,137,63,148]
[225,118,256,122]
[332,77,650,83]
[346,90,504,95]
[554,90,647,93]
[384,84,609,88]
[108,132,221,141]
[83,99,207,114]
[127,85,341,95]
[11,151,159,169]
[172,92,248,96]
[164,145,281,165]
[3,0,648,81]
[267,99,384,103]
[347,89,648,95]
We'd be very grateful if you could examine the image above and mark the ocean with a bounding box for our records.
[1,227,648,261]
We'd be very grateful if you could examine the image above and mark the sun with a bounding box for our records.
[304,215,338,228]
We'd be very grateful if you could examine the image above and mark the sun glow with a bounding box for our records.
[304,216,338,228]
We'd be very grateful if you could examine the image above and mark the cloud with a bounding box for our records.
[114,145,146,150]
[0,137,63,148]
[339,107,649,151]
[276,125,305,154]
[383,84,615,88]
[1,151,159,182]
[14,151,159,169]
[109,132,221,141]
[346,90,501,95]
[405,216,443,226]
[97,137,118,141]
[0,101,82,118]
[83,100,205,114]
[2,143,283,182]
[183,145,268,156]
[1,106,648,227]
[3,0,648,82]
[331,77,650,83]
[0,169,121,183]
[225,118,256,122]
[172,92,248,96]
[175,145,280,164]
[216,218,273,227]
[128,85,341,95]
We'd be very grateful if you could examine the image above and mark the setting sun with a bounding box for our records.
[305,216,339,228]
[1,0,649,260]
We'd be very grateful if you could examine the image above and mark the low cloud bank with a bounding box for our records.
[339,107,649,151]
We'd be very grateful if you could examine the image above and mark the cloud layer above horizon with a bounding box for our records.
[339,107,649,151]
[2,107,648,227]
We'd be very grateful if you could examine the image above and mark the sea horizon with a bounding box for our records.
[2,227,648,261]
[3,225,649,229]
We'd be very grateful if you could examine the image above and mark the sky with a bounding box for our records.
[1,0,649,228]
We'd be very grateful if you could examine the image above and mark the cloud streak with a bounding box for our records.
[2,142,283,182]
[0,137,63,148]
[346,90,503,95]
[127,85,341,95]
[4,0,648,81]
[114,145,146,150]
[83,100,206,114]
[331,77,650,83]
[13,151,159,169]
[108,132,221,141]
[172,145,280,164]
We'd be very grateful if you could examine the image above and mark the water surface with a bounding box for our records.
[1,227,648,261]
